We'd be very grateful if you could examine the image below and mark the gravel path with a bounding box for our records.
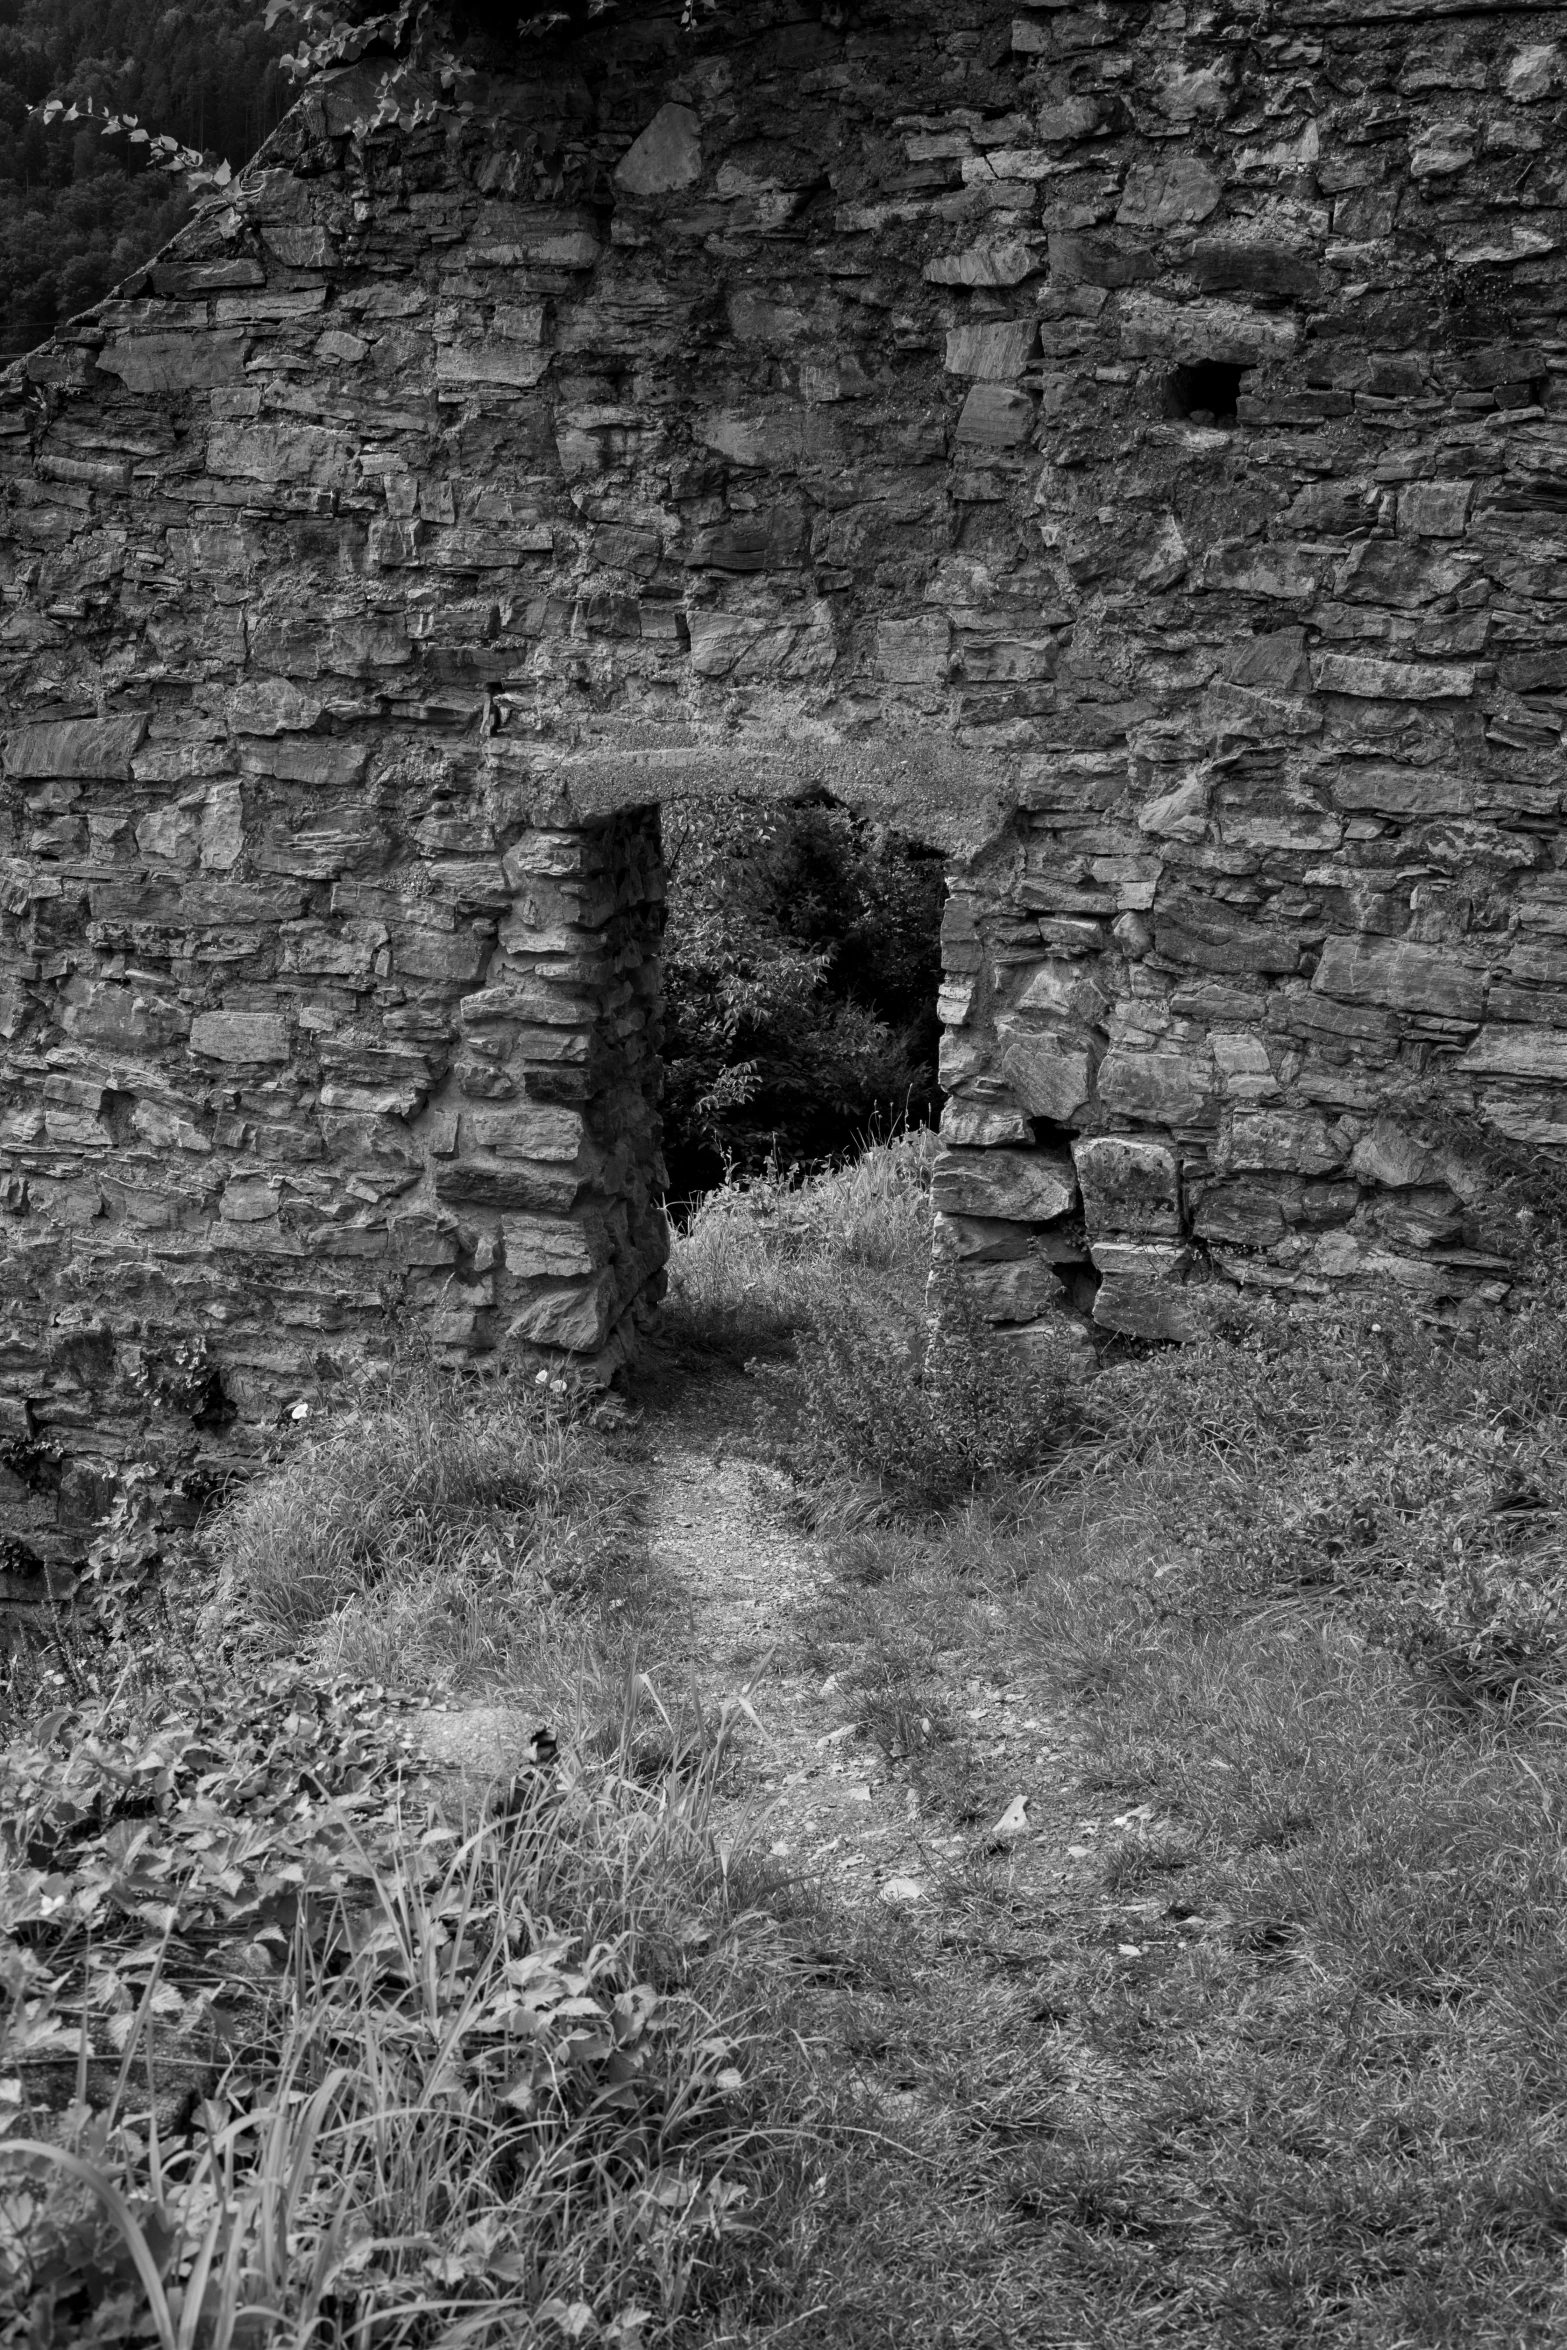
[412,1391,1117,1933]
[647,1439,973,1901]
[408,1423,955,1899]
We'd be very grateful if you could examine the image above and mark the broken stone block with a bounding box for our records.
[465,1106,586,1162]
[1153,894,1301,977]
[959,1256,1066,1323]
[1092,1276,1203,1344]
[1311,653,1476,700]
[1210,1032,1275,1102]
[933,1212,1035,1264]
[1457,1027,1567,1079]
[1072,1136,1181,1236]
[1119,293,1296,365]
[1326,764,1471,819]
[941,1099,1031,1147]
[943,320,1039,379]
[932,1147,1078,1223]
[201,780,245,870]
[614,104,702,197]
[1218,1111,1347,1178]
[501,1214,602,1279]
[1089,1240,1191,1283]
[1097,1047,1216,1127]
[219,1178,278,1223]
[876,615,951,684]
[1347,1116,1442,1190]
[998,1030,1096,1121]
[1312,937,1483,1025]
[1398,481,1474,537]
[1115,155,1221,228]
[1137,775,1208,840]
[507,1273,616,1353]
[436,341,553,392]
[3,715,147,779]
[954,383,1036,447]
[924,240,1039,287]
[96,332,249,393]
[1089,1241,1200,1341]
[1192,1180,1291,1248]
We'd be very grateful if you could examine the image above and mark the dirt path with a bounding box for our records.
[644,1436,972,1901]
[415,1386,1124,1942]
[409,1417,957,1895]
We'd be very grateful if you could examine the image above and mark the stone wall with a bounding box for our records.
[4,0,1567,1577]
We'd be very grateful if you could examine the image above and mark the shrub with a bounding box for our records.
[786,1274,1083,1512]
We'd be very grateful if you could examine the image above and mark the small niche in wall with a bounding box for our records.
[1167,360,1248,425]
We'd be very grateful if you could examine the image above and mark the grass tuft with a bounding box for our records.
[199,1368,650,1695]
[663,1129,936,1359]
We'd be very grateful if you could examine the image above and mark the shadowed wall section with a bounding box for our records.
[3,0,1567,1581]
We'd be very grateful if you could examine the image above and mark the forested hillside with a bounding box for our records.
[0,0,290,358]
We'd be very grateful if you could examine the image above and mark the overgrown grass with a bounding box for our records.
[199,1369,653,1697]
[668,1126,1089,1509]
[11,1146,1567,2346]
[771,1487,1567,2342]
[663,1129,936,1359]
[0,1665,816,2348]
[749,1204,1567,2343]
[1076,1290,1567,1716]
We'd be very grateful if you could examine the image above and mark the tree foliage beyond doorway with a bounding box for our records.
[659,799,944,1207]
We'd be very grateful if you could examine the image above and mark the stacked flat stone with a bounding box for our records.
[3,0,1567,1583]
[433,807,667,1368]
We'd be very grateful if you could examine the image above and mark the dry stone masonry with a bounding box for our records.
[3,0,1567,1575]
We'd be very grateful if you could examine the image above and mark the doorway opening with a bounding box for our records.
[657,793,945,1216]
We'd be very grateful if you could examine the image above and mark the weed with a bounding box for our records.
[785,1274,1082,1513]
[0,1662,817,2348]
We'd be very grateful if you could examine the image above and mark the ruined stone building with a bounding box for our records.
[2,0,1566,1571]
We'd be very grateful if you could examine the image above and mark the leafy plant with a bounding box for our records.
[785,1273,1081,1513]
[0,1,292,358]
[1376,1549,1567,1715]
[0,1658,799,2347]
